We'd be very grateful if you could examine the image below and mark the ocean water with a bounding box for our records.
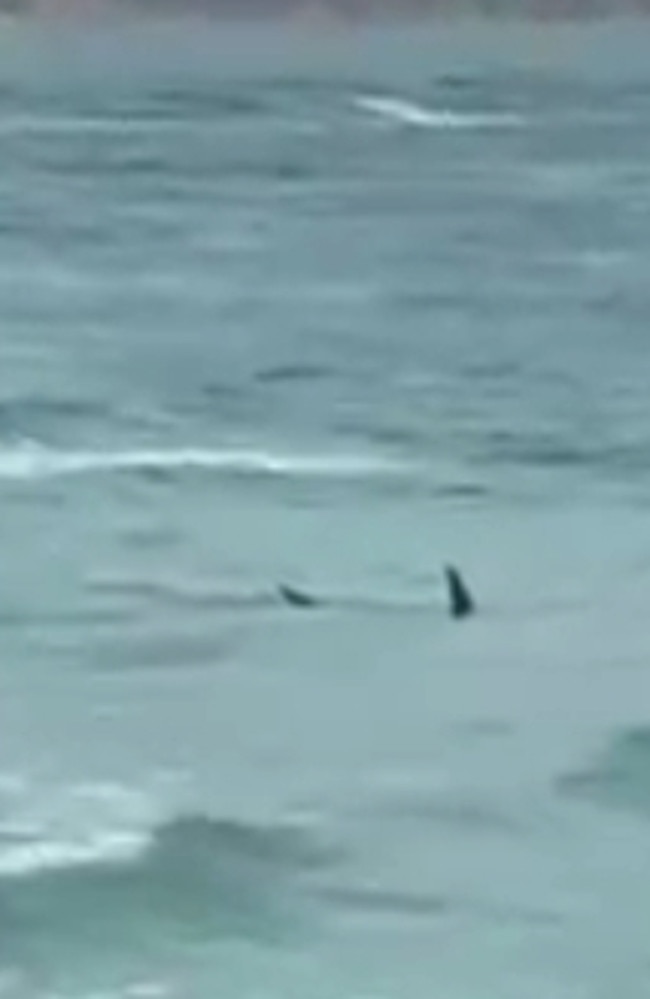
[2,14,650,998]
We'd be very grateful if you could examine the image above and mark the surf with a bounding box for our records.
[0,443,409,482]
[353,94,524,130]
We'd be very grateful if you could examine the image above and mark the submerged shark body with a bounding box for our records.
[277,565,476,619]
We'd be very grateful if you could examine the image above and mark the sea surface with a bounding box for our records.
[2,14,650,998]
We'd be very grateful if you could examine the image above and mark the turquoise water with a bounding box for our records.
[3,16,650,998]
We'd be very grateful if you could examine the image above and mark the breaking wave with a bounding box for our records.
[0,813,340,973]
[0,443,408,483]
[0,813,338,881]
[353,94,524,130]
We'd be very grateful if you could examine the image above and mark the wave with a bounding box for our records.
[0,814,340,971]
[482,429,650,478]
[0,394,111,423]
[0,105,270,135]
[318,884,447,919]
[0,114,199,136]
[0,443,407,483]
[557,726,650,817]
[254,362,335,385]
[0,814,338,881]
[353,94,524,130]
[0,830,145,879]
[88,576,275,611]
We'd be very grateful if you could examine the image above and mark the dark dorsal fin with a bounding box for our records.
[444,565,475,619]
[277,583,319,608]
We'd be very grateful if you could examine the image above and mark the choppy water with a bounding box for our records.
[3,15,650,998]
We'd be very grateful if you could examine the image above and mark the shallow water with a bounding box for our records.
[2,16,650,999]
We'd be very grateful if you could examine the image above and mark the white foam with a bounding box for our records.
[0,776,167,879]
[354,94,524,130]
[0,830,147,878]
[0,443,406,482]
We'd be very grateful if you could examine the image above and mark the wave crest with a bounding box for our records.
[0,813,339,881]
[354,94,524,130]
[0,443,406,483]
